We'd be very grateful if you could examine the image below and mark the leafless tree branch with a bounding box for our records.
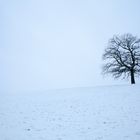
[102,33,140,84]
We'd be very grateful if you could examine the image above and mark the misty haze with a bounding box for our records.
[0,0,140,140]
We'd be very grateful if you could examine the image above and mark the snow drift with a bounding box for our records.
[0,85,140,140]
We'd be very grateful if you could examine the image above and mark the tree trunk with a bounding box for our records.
[130,69,135,84]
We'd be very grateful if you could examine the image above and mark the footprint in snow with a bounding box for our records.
[136,132,140,135]
[25,128,31,131]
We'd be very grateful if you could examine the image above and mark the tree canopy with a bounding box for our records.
[102,33,140,84]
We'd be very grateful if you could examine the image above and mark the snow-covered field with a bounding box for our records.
[0,85,140,140]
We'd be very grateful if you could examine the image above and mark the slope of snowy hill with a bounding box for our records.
[0,85,140,140]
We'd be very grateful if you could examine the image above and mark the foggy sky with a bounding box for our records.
[1,0,140,93]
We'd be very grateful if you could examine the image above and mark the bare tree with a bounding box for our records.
[102,33,140,84]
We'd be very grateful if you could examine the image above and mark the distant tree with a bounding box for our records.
[102,33,140,84]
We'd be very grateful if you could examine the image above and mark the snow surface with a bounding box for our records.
[0,85,140,140]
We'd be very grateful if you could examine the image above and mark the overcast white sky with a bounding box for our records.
[1,0,140,93]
